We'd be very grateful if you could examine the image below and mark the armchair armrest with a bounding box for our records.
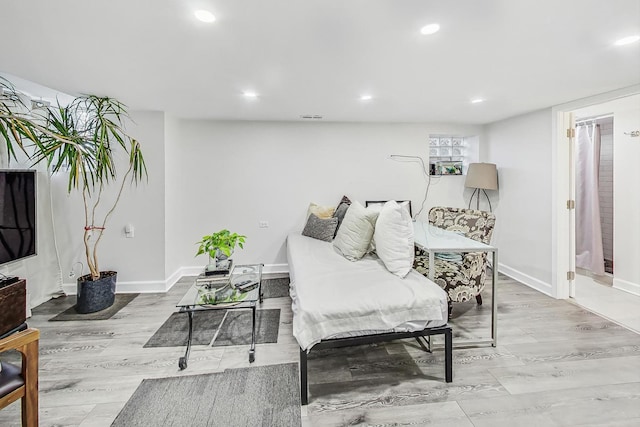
[0,328,39,353]
[0,328,39,427]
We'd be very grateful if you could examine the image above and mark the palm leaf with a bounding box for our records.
[1,81,147,280]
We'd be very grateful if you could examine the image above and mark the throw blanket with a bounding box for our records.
[287,234,448,350]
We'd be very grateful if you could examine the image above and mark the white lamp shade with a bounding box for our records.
[465,163,498,190]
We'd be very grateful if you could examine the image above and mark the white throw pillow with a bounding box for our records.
[306,203,335,219]
[333,201,379,261]
[373,200,415,278]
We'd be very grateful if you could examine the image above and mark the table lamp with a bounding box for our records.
[465,163,498,211]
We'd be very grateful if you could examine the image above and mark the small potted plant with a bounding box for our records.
[195,230,246,272]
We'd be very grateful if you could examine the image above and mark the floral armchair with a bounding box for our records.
[414,207,496,312]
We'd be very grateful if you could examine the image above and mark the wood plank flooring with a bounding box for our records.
[1,273,639,426]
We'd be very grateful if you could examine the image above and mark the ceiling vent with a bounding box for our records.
[299,115,323,120]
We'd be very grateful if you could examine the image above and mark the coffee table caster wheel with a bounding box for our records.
[179,357,187,370]
[249,351,255,363]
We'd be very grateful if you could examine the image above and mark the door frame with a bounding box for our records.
[551,85,640,299]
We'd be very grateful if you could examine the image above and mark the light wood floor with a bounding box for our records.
[1,273,639,426]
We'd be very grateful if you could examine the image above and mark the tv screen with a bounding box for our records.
[0,170,37,265]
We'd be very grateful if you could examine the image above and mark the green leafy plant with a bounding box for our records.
[0,77,147,281]
[195,229,246,260]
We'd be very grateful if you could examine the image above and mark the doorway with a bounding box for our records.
[562,94,640,333]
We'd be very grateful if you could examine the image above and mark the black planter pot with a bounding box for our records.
[76,271,117,314]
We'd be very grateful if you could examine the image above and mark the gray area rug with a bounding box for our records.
[144,311,227,347]
[213,309,280,346]
[144,309,280,348]
[49,294,138,321]
[262,277,290,299]
[111,363,301,427]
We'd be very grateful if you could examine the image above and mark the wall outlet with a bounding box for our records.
[258,221,269,228]
[69,262,83,278]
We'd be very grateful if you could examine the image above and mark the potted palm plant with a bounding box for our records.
[0,77,147,313]
[195,229,246,273]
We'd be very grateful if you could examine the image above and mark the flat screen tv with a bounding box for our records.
[0,170,37,265]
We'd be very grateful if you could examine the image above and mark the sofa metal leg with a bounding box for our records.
[475,294,483,305]
[299,347,308,405]
[415,335,431,353]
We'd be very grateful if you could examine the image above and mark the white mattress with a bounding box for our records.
[287,233,448,351]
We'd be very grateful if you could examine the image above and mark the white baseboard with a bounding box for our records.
[264,263,289,275]
[177,266,206,279]
[62,263,291,295]
[613,277,640,297]
[497,263,553,297]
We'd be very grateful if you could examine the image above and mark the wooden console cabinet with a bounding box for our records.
[0,279,26,336]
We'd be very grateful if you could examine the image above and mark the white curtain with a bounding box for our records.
[575,123,605,275]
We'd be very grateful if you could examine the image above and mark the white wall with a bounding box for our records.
[56,111,167,293]
[170,120,481,273]
[612,96,640,294]
[484,108,554,295]
[164,114,182,280]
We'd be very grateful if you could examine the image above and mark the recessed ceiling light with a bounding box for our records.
[243,91,258,99]
[360,94,373,101]
[194,10,216,23]
[614,35,640,46]
[470,98,484,104]
[420,23,440,35]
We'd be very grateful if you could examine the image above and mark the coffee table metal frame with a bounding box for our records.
[176,264,264,370]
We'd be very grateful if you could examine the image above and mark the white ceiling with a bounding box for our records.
[1,0,639,124]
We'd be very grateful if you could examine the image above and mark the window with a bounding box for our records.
[429,136,465,175]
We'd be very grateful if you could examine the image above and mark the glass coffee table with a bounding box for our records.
[176,263,263,369]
